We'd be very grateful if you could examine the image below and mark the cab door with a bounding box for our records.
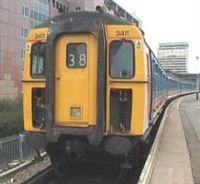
[55,34,97,127]
[105,25,147,136]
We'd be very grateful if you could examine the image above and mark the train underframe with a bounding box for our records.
[44,134,146,175]
[26,131,148,176]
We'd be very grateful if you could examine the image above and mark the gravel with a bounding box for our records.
[0,156,51,184]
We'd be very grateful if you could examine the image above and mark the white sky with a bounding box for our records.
[115,0,200,73]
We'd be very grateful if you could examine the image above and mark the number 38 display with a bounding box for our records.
[67,43,87,68]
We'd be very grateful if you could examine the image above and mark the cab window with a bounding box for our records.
[31,43,45,78]
[110,40,134,79]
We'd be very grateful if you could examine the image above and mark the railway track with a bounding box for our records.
[49,163,138,184]
[24,166,54,184]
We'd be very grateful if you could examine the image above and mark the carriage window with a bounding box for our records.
[31,43,45,78]
[67,43,87,68]
[110,41,134,79]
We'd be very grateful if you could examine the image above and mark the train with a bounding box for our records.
[23,11,196,174]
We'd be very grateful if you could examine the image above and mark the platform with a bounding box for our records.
[139,94,200,184]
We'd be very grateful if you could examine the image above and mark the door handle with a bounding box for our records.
[56,76,61,80]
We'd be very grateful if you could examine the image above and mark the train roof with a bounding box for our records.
[36,11,132,29]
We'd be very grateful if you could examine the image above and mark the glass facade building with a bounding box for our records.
[158,42,189,74]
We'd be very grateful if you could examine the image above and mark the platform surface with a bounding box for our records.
[149,95,196,184]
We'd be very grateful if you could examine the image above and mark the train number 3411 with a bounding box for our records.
[116,30,129,37]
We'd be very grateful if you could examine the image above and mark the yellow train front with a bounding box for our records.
[23,12,194,173]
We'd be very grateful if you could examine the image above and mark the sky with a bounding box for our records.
[115,0,200,73]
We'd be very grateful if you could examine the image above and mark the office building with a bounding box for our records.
[158,42,189,74]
